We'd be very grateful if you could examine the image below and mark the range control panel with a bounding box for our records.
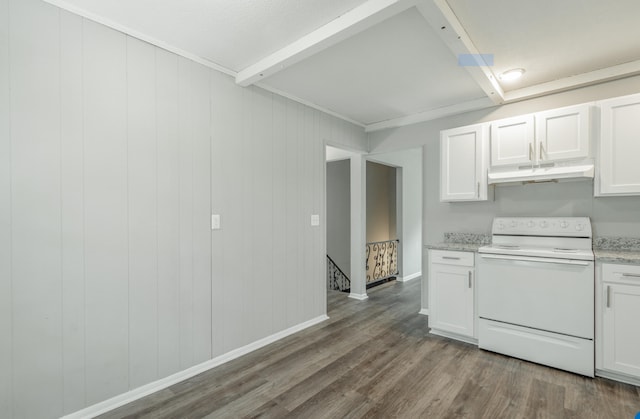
[491,217,592,238]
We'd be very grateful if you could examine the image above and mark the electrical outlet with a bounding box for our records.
[211,214,221,230]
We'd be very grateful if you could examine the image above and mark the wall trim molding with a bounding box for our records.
[61,315,329,419]
[418,308,430,316]
[41,0,365,130]
[348,292,369,301]
[397,272,421,282]
[43,0,235,77]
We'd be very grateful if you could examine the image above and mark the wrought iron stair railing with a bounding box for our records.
[327,255,350,293]
[366,239,399,287]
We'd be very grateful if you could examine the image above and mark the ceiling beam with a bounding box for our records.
[235,0,417,87]
[504,59,640,102]
[365,97,495,132]
[415,0,504,105]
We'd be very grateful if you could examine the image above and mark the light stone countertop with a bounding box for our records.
[424,233,640,264]
[593,236,640,264]
[425,232,491,253]
[594,249,640,265]
[425,242,484,252]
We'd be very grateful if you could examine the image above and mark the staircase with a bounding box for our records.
[327,255,350,292]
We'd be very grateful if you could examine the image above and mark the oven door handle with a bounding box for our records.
[479,253,591,266]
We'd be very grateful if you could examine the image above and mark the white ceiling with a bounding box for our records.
[45,0,640,131]
[264,7,487,125]
[448,0,640,92]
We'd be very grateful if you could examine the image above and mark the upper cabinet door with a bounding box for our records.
[490,115,535,167]
[440,124,489,202]
[599,93,640,196]
[536,104,591,163]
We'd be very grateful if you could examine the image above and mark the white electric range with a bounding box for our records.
[477,217,595,377]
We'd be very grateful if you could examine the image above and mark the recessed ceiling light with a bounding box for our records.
[500,68,525,81]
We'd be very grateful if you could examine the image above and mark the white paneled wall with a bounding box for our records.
[0,0,368,417]
[0,0,11,414]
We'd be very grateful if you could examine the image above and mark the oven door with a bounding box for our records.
[478,253,594,339]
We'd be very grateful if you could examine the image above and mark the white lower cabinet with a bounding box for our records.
[597,263,640,384]
[428,250,475,342]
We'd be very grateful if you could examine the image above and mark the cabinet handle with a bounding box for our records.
[539,142,545,160]
[477,182,480,198]
[606,285,611,308]
[442,256,460,260]
[529,143,533,161]
[468,271,472,288]
[622,273,640,278]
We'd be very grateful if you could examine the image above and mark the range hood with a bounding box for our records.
[488,164,594,185]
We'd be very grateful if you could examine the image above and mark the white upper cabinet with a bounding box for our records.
[490,115,535,167]
[440,124,489,202]
[536,104,591,162]
[490,104,592,168]
[597,93,640,196]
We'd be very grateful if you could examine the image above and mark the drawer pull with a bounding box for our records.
[442,256,461,260]
[606,286,611,308]
[622,273,640,278]
[468,271,472,288]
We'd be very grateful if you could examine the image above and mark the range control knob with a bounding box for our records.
[510,221,518,228]
[527,221,535,228]
[540,221,548,228]
[560,221,569,228]
[575,224,584,231]
[497,221,505,230]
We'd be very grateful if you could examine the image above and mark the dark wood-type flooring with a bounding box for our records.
[100,279,640,419]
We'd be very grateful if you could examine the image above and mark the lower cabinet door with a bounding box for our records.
[429,264,474,338]
[602,282,640,377]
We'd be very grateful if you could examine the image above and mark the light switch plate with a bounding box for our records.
[311,214,320,226]
[211,214,221,230]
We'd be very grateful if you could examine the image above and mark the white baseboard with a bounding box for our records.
[596,369,640,387]
[397,272,421,282]
[429,328,478,346]
[348,292,368,300]
[418,308,429,316]
[62,314,329,419]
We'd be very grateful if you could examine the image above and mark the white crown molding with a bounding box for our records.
[42,0,367,130]
[42,0,236,77]
[504,59,640,102]
[365,97,495,132]
[61,315,329,419]
[236,0,417,87]
[256,82,366,128]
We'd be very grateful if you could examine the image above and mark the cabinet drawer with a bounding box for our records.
[603,263,640,284]
[430,250,474,267]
